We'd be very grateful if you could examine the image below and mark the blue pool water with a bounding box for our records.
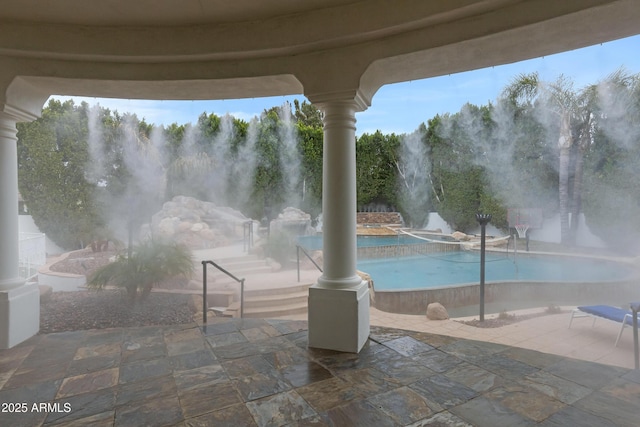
[357,251,637,290]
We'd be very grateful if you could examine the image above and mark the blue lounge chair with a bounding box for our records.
[568,305,640,347]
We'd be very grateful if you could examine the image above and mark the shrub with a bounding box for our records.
[87,239,193,305]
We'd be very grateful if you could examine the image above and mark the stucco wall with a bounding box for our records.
[18,215,65,256]
[374,279,640,316]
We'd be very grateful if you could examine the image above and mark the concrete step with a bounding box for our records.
[209,264,272,279]
[241,285,310,317]
[243,290,308,309]
[221,301,242,318]
[215,284,312,318]
[240,301,308,318]
[245,283,312,298]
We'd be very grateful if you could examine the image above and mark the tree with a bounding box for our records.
[392,126,431,228]
[356,131,400,212]
[581,69,640,250]
[426,107,509,232]
[17,99,104,249]
[297,122,323,218]
[293,99,323,128]
[249,108,287,219]
[100,113,167,243]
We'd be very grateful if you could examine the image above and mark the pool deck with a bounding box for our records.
[370,307,640,370]
[1,315,639,426]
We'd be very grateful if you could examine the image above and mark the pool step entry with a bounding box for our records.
[197,253,312,318]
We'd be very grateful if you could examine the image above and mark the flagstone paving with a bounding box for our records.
[0,318,638,426]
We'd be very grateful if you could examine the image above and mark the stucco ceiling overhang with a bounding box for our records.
[1,0,639,114]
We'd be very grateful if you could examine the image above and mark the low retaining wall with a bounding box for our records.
[37,251,86,292]
[374,279,640,316]
[358,242,458,259]
[356,212,402,225]
[38,270,86,292]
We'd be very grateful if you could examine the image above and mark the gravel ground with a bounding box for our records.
[40,290,196,334]
[41,247,197,334]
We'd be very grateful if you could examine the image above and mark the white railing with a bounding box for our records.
[19,232,46,280]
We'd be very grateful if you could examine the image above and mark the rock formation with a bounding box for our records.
[144,196,258,249]
[269,207,314,236]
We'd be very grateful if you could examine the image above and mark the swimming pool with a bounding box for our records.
[360,251,640,315]
[358,251,636,290]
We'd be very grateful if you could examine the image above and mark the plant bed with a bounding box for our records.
[39,290,196,334]
[457,307,566,328]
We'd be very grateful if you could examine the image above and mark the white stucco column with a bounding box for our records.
[0,111,40,348]
[308,100,370,353]
[0,115,23,291]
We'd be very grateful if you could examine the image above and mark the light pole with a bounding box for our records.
[476,213,492,322]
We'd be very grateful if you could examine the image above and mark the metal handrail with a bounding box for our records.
[296,245,323,282]
[201,260,245,324]
[243,221,254,252]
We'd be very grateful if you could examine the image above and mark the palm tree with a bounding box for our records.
[87,239,194,304]
[503,73,583,245]
[559,69,637,244]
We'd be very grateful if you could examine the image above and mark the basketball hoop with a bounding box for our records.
[514,224,529,239]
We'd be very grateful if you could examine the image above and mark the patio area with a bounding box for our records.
[1,315,638,426]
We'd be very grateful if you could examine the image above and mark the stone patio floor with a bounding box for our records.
[1,316,639,426]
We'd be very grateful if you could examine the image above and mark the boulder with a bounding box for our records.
[451,231,471,241]
[157,217,178,237]
[426,302,449,320]
[177,221,193,232]
[357,270,373,286]
[190,222,206,232]
[357,270,375,304]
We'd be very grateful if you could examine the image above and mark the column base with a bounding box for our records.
[0,282,40,349]
[308,280,370,353]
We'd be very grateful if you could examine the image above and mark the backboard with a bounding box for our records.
[507,208,543,229]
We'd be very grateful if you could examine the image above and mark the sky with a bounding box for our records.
[51,35,640,137]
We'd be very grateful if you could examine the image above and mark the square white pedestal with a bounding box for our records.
[0,283,40,349]
[308,281,369,353]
